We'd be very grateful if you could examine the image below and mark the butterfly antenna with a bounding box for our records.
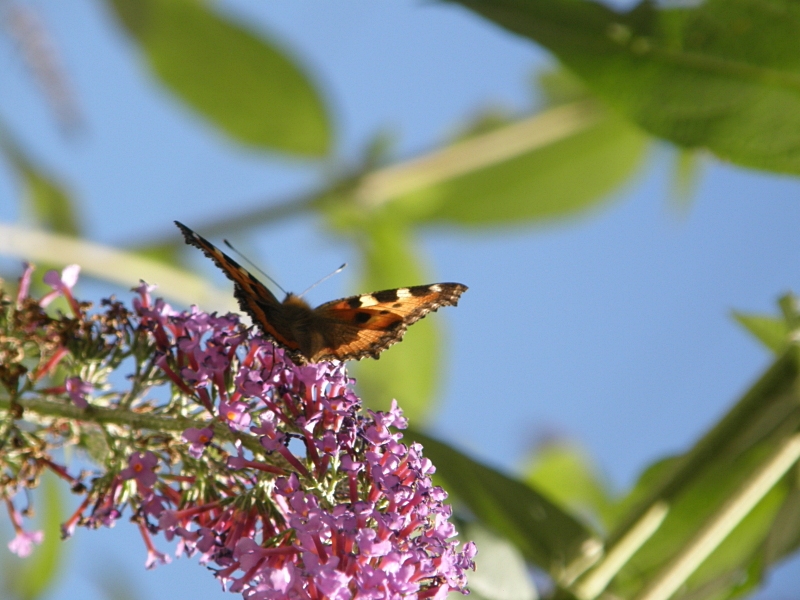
[298,263,347,299]
[223,239,289,296]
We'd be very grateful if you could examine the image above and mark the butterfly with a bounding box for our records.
[175,221,467,363]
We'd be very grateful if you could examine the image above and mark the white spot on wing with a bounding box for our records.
[396,289,412,298]
[430,284,442,292]
[358,295,379,307]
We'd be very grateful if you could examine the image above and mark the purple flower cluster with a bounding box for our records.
[17,268,475,599]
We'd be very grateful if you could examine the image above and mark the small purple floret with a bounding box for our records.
[120,451,158,489]
[65,376,92,409]
[182,427,214,458]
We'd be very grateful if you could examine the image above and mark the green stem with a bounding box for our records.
[0,394,264,455]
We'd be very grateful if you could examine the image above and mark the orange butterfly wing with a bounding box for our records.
[309,284,468,362]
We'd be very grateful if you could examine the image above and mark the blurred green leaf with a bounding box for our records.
[450,0,800,175]
[777,293,800,329]
[0,123,79,236]
[608,348,800,541]
[423,108,647,225]
[451,106,516,141]
[760,473,800,566]
[523,442,615,532]
[537,68,592,107]
[732,292,800,355]
[585,348,800,599]
[406,428,602,584]
[732,312,791,354]
[609,441,791,599]
[107,0,331,156]
[359,103,648,227]
[350,219,442,423]
[605,455,681,530]
[6,474,64,600]
[462,521,538,600]
[686,482,787,598]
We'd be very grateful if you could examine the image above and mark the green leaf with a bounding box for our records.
[350,219,442,424]
[357,102,648,227]
[777,293,800,329]
[732,311,791,354]
[579,348,800,599]
[537,68,593,107]
[523,442,615,532]
[0,124,79,236]
[406,428,602,584]
[418,107,648,225]
[7,474,65,600]
[608,441,791,598]
[692,454,800,600]
[687,483,787,595]
[450,0,800,175]
[605,455,681,530]
[762,476,800,565]
[608,348,800,541]
[106,0,331,157]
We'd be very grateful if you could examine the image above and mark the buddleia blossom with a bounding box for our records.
[0,265,476,599]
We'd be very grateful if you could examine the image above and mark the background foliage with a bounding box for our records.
[2,1,800,599]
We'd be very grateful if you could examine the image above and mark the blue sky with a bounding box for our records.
[2,1,800,599]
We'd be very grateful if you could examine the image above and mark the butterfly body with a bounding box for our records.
[175,221,467,363]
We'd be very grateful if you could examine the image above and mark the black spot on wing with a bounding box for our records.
[373,289,399,302]
[409,285,432,297]
[354,312,371,324]
[347,296,362,309]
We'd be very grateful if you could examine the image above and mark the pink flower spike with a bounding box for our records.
[8,277,478,598]
[65,376,92,408]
